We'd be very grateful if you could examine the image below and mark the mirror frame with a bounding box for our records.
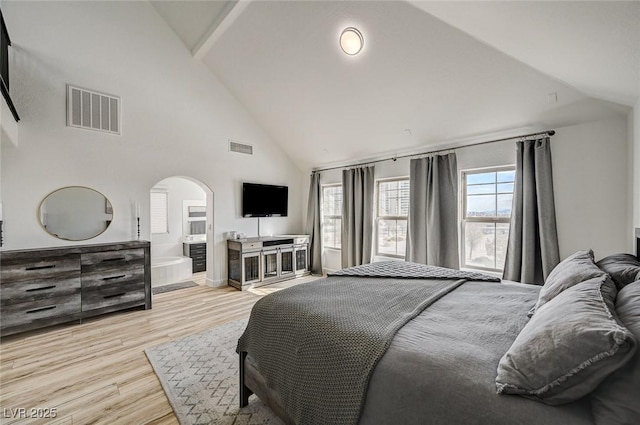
[38,186,114,241]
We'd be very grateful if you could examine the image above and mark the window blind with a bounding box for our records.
[150,191,168,234]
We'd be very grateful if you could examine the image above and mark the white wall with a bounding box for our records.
[0,1,305,285]
[552,117,630,259]
[316,117,631,272]
[150,177,206,258]
[633,98,640,238]
[1,94,19,147]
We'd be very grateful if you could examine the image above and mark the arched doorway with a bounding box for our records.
[149,176,214,289]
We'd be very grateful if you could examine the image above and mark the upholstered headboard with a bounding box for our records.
[636,228,640,259]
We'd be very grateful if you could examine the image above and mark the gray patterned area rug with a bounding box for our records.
[152,281,199,295]
[145,318,283,425]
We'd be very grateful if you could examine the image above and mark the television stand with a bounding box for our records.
[227,235,310,290]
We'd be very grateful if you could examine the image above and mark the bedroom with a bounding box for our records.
[0,0,639,424]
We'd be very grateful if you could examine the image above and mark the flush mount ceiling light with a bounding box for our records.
[340,27,364,55]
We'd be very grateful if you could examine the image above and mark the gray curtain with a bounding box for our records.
[503,137,560,284]
[305,172,323,275]
[341,166,375,268]
[406,153,459,269]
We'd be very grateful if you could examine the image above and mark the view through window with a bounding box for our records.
[462,167,515,272]
[322,185,342,249]
[376,178,409,258]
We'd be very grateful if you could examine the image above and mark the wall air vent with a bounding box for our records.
[67,85,121,135]
[229,140,253,155]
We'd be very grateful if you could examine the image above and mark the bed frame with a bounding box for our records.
[239,228,640,422]
[239,352,296,424]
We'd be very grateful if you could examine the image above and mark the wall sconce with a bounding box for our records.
[340,27,364,55]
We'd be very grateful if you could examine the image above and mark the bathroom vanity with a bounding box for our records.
[183,241,206,273]
[0,240,151,337]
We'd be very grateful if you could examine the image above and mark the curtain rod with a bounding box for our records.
[311,130,555,174]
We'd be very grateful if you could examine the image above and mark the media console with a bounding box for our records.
[227,235,310,290]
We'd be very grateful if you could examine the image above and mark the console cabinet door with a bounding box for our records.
[262,249,279,281]
[280,248,295,277]
[242,252,261,284]
[294,245,308,275]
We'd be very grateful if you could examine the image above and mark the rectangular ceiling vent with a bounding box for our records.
[67,85,121,135]
[229,140,253,155]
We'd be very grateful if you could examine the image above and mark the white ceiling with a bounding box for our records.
[150,0,638,170]
[411,1,640,107]
[150,0,237,52]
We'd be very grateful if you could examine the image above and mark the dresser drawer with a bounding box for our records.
[1,277,81,306]
[190,249,206,258]
[1,294,81,330]
[242,242,262,250]
[190,252,206,262]
[1,254,80,283]
[81,249,145,273]
[82,283,145,312]
[193,260,206,273]
[81,268,145,291]
[186,243,206,254]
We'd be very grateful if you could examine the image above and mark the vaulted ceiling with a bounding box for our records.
[150,1,639,170]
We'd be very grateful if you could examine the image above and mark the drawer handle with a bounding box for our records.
[103,293,126,299]
[26,285,57,292]
[103,275,127,281]
[26,305,57,314]
[25,265,56,271]
[102,257,125,263]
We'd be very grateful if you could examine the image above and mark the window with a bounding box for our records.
[322,185,342,249]
[150,191,168,234]
[376,178,409,258]
[461,167,515,272]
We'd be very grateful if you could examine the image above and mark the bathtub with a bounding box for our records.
[151,256,193,288]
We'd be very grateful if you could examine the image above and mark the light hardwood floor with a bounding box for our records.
[0,274,320,424]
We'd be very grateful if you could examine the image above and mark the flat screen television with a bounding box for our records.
[242,183,288,217]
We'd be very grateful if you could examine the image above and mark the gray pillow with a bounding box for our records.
[590,281,640,425]
[496,275,637,405]
[597,253,640,290]
[530,249,605,316]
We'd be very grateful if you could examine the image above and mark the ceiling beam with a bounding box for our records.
[192,0,251,60]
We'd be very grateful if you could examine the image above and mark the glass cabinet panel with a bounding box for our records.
[281,249,294,276]
[295,246,308,274]
[263,251,279,279]
[243,253,260,283]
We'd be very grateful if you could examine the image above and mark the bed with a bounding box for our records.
[237,235,640,425]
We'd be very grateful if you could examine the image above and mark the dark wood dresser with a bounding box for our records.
[0,241,151,337]
[183,242,206,273]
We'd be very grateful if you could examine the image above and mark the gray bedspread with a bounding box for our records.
[359,281,595,425]
[330,260,500,282]
[237,275,467,425]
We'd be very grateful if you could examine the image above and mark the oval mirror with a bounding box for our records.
[39,186,113,241]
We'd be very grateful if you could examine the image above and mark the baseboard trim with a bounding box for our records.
[207,278,227,288]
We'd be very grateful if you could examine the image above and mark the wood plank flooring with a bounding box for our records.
[0,274,320,424]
